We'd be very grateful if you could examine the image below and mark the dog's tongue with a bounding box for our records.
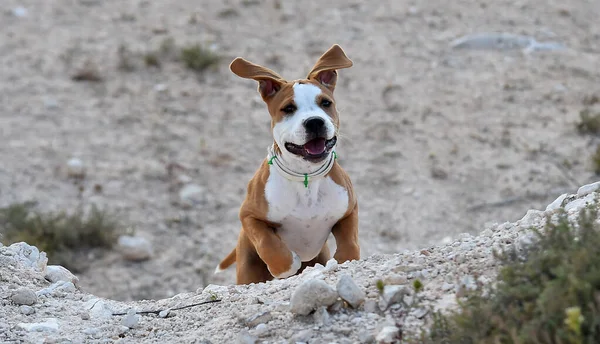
[304,138,327,155]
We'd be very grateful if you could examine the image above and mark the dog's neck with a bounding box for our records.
[267,144,336,187]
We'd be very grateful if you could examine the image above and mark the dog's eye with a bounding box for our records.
[282,104,297,114]
[321,99,332,108]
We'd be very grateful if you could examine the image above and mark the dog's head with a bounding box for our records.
[230,45,352,166]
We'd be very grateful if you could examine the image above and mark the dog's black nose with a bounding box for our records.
[304,117,326,133]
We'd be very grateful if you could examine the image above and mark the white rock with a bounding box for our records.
[37,281,76,296]
[325,258,338,271]
[246,311,272,327]
[43,97,59,109]
[12,7,28,17]
[252,323,268,337]
[336,275,366,308]
[517,209,544,228]
[375,326,399,343]
[441,282,454,291]
[358,329,376,343]
[45,265,79,287]
[363,299,378,313]
[86,298,113,319]
[159,309,171,318]
[546,193,568,211]
[179,183,206,207]
[17,318,59,332]
[19,305,35,315]
[313,306,330,326]
[121,309,140,329]
[577,182,600,197]
[154,83,168,92]
[378,285,408,311]
[11,287,37,305]
[236,330,257,344]
[6,242,48,272]
[565,193,595,213]
[66,158,86,178]
[117,235,153,261]
[290,279,338,315]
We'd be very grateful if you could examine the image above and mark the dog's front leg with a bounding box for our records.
[331,205,360,263]
[242,216,301,278]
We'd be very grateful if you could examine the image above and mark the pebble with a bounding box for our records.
[289,329,313,343]
[121,309,140,329]
[159,309,171,318]
[324,258,338,271]
[6,242,48,272]
[289,279,338,315]
[11,287,37,305]
[17,318,59,332]
[66,158,86,178]
[336,275,366,308]
[86,299,113,319]
[577,182,600,197]
[117,235,153,261]
[375,326,399,343]
[19,305,35,315]
[37,281,76,296]
[358,329,376,343]
[45,265,79,287]
[546,193,568,211]
[313,306,330,326]
[236,330,257,344]
[12,7,28,17]
[246,311,272,327]
[179,183,206,207]
[441,282,454,291]
[379,285,408,311]
[252,323,268,337]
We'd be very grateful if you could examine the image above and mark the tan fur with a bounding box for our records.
[218,45,360,284]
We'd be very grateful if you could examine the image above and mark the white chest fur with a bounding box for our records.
[264,166,349,262]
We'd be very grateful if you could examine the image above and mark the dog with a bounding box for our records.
[215,44,360,284]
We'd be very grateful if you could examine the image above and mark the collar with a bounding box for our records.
[267,145,337,188]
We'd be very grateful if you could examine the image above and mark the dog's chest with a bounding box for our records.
[264,168,349,262]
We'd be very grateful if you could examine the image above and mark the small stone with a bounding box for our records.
[37,281,76,296]
[121,309,140,329]
[378,285,408,311]
[313,306,330,326]
[289,329,313,343]
[45,265,79,287]
[290,279,338,316]
[336,275,366,308]
[546,193,569,211]
[383,273,408,285]
[363,299,378,313]
[12,7,28,17]
[375,326,399,343]
[19,305,35,315]
[565,193,595,213]
[414,308,429,319]
[117,235,153,261]
[6,242,48,272]
[154,83,168,92]
[577,182,600,197]
[17,318,59,332]
[66,158,86,178]
[86,299,111,319]
[441,282,454,291]
[179,183,206,207]
[159,309,171,318]
[252,323,268,337]
[11,287,37,305]
[358,329,376,344]
[80,312,91,320]
[325,258,338,271]
[246,311,272,327]
[236,330,257,344]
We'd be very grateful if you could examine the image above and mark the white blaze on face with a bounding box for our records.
[272,83,336,150]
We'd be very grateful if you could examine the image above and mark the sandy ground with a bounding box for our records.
[1,0,600,301]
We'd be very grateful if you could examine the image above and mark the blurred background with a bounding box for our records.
[1,0,599,301]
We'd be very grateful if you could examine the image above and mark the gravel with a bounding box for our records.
[1,187,599,343]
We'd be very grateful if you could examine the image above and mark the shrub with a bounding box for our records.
[425,200,600,344]
[0,202,121,271]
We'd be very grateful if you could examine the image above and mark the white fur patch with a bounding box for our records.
[265,167,349,262]
[271,251,302,279]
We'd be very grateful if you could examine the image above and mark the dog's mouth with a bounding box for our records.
[284,136,337,162]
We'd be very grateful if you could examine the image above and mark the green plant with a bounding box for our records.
[144,53,161,68]
[592,144,600,175]
[424,200,600,344]
[180,44,220,72]
[0,202,122,271]
[576,108,600,135]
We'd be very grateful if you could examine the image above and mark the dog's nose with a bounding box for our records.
[304,117,326,133]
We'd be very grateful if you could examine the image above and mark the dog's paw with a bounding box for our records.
[271,251,302,279]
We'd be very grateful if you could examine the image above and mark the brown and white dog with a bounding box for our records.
[215,44,360,284]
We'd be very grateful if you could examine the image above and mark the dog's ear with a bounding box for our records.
[307,44,353,91]
[230,58,285,99]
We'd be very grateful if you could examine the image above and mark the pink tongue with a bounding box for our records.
[304,138,327,155]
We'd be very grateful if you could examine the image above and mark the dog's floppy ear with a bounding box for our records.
[307,44,353,91]
[230,58,285,99]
